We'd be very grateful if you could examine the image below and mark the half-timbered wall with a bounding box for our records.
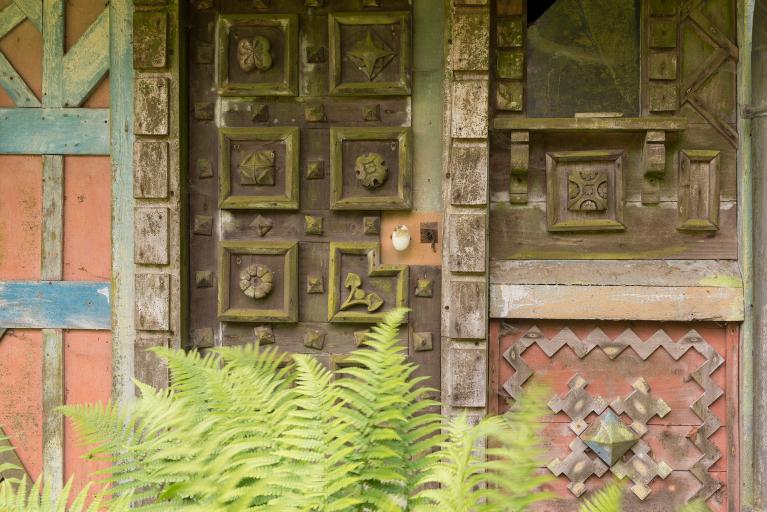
[0,0,132,500]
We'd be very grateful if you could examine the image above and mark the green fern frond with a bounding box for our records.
[579,482,623,512]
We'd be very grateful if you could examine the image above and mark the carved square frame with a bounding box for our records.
[330,126,412,210]
[216,14,298,96]
[327,241,408,323]
[546,150,625,232]
[678,149,720,232]
[219,127,300,210]
[328,12,411,96]
[218,240,298,323]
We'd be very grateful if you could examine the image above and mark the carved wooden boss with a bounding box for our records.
[189,1,439,381]
[489,0,739,510]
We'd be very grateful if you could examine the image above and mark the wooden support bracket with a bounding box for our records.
[642,130,666,204]
[509,130,529,204]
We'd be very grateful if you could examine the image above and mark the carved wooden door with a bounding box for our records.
[187,0,439,387]
[488,0,740,510]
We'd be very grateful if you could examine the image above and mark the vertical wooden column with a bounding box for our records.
[129,0,183,392]
[441,0,491,420]
[41,0,65,495]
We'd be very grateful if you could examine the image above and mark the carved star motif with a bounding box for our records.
[347,30,395,81]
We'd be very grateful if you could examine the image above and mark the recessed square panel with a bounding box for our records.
[216,14,298,96]
[327,242,408,323]
[546,150,625,232]
[330,127,412,210]
[219,127,299,210]
[329,12,411,96]
[218,241,298,323]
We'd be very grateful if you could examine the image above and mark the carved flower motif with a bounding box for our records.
[239,263,273,299]
[237,35,273,72]
[354,152,389,190]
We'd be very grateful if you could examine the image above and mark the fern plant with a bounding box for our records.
[0,309,553,511]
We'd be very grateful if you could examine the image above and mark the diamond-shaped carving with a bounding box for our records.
[581,410,639,466]
[250,103,269,122]
[415,278,433,298]
[250,215,273,237]
[239,150,275,186]
[195,270,214,288]
[347,31,394,81]
[548,438,608,497]
[307,275,324,294]
[254,325,275,345]
[193,215,213,236]
[611,378,670,436]
[304,329,326,350]
[548,374,608,435]
[305,104,327,122]
[307,161,324,180]
[413,332,433,352]
[611,440,673,500]
[304,215,324,236]
[353,330,369,347]
[306,46,326,63]
[363,216,380,235]
[363,104,381,121]
[567,169,608,211]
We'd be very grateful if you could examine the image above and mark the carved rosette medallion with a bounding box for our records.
[567,169,608,211]
[354,152,388,189]
[239,263,274,299]
[239,150,275,186]
[347,30,394,81]
[237,35,273,72]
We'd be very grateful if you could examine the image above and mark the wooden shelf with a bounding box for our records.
[492,116,688,132]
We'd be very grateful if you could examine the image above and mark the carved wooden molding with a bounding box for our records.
[215,14,298,97]
[327,241,408,323]
[217,241,298,323]
[678,149,721,232]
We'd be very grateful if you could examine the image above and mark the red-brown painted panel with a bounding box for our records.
[64,330,112,496]
[0,329,43,479]
[63,157,111,281]
[0,156,42,280]
[490,320,736,511]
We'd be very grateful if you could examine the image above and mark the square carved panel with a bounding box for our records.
[327,242,408,323]
[219,127,299,210]
[330,127,412,210]
[218,241,298,323]
[329,12,411,96]
[678,149,720,231]
[216,14,298,96]
[546,150,625,232]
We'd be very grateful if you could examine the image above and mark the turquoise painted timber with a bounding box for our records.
[0,281,111,329]
[0,108,109,154]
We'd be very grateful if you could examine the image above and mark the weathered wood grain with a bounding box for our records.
[490,284,744,321]
[489,260,742,287]
[0,281,111,329]
[62,8,109,107]
[493,116,688,131]
[490,202,738,260]
[41,329,63,491]
[0,108,110,155]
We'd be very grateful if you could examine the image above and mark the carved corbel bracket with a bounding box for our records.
[509,130,530,204]
[642,130,666,204]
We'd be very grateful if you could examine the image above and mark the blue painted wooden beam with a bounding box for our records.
[0,281,111,329]
[0,108,109,155]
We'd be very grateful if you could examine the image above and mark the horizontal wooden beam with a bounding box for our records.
[492,116,688,132]
[0,108,109,154]
[0,281,111,329]
[490,259,743,287]
[489,284,744,321]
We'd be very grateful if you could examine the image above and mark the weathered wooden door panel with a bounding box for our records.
[489,320,738,511]
[188,0,441,381]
